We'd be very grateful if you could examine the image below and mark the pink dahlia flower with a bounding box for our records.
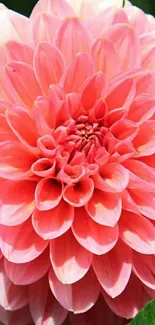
[0,0,155,324]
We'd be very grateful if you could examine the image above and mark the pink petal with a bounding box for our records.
[121,189,141,215]
[5,62,41,108]
[29,275,68,325]
[35,178,63,211]
[132,120,155,157]
[57,165,86,184]
[103,273,144,319]
[128,188,155,220]
[0,180,35,226]
[119,210,155,254]
[31,0,75,20]
[86,189,122,227]
[125,6,151,36]
[63,178,94,207]
[91,37,120,80]
[37,134,57,158]
[32,199,74,239]
[32,158,56,178]
[50,230,92,284]
[93,241,132,298]
[0,114,16,142]
[105,77,136,111]
[127,94,155,125]
[4,41,33,66]
[49,267,100,313]
[0,305,32,325]
[81,72,106,111]
[34,42,65,95]
[93,163,129,193]
[55,17,90,65]
[133,252,155,290]
[30,12,60,44]
[110,119,138,142]
[0,259,28,311]
[105,24,141,70]
[0,218,48,263]
[62,53,95,94]
[0,141,36,180]
[4,248,50,286]
[72,207,118,255]
[6,105,38,148]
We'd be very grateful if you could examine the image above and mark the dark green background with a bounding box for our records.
[3,0,155,16]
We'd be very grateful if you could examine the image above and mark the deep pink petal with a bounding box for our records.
[132,120,155,157]
[93,241,132,298]
[0,218,48,263]
[49,267,100,313]
[4,248,50,285]
[63,178,94,207]
[32,158,56,178]
[110,119,138,142]
[119,210,155,254]
[86,189,122,227]
[127,94,155,125]
[35,178,63,211]
[72,207,118,255]
[128,188,155,220]
[133,252,155,290]
[32,199,74,239]
[0,305,32,325]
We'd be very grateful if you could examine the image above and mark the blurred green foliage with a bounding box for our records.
[3,0,155,16]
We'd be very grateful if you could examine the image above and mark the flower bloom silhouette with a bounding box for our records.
[0,0,155,324]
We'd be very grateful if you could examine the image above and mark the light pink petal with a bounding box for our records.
[110,119,138,142]
[30,12,60,44]
[91,37,120,80]
[5,62,41,108]
[0,259,28,311]
[34,42,65,95]
[0,180,35,226]
[133,252,155,290]
[5,9,29,42]
[132,120,155,157]
[105,24,141,70]
[31,0,75,20]
[128,188,155,220]
[93,241,132,298]
[72,207,118,255]
[63,178,94,207]
[55,17,90,65]
[4,248,50,286]
[127,94,155,125]
[35,178,63,211]
[86,189,122,227]
[123,159,155,191]
[4,41,33,66]
[32,199,74,240]
[49,267,100,313]
[103,273,144,319]
[105,78,136,111]
[93,163,129,193]
[125,6,151,36]
[6,105,38,148]
[62,53,95,94]
[50,230,92,284]
[81,72,106,111]
[0,141,37,180]
[119,210,155,254]
[0,218,48,263]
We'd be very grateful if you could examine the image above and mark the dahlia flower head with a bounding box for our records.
[0,0,155,324]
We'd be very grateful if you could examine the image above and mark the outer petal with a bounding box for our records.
[72,207,118,255]
[105,24,141,70]
[93,241,132,298]
[0,180,35,226]
[91,37,120,80]
[55,17,90,65]
[0,259,28,311]
[50,230,92,284]
[86,189,122,227]
[0,218,48,263]
[5,62,41,109]
[62,53,95,93]
[34,42,65,95]
[30,12,60,44]
[4,249,50,286]
[103,273,144,319]
[29,275,68,325]
[128,188,155,220]
[127,94,155,125]
[32,199,74,239]
[110,119,138,142]
[3,41,34,66]
[35,178,63,211]
[31,0,75,20]
[0,305,32,325]
[119,210,155,254]
[133,252,155,290]
[125,6,151,36]
[49,267,100,313]
[132,120,155,157]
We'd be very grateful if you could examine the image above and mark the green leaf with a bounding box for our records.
[128,299,155,325]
